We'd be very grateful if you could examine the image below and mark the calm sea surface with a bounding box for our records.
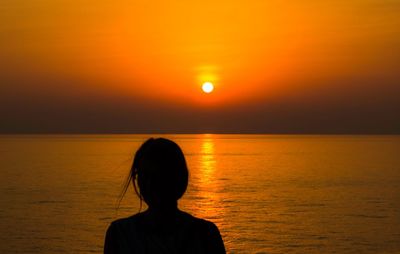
[0,135,399,253]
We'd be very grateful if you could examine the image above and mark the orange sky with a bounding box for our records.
[0,0,399,133]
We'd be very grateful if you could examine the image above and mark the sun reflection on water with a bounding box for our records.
[199,137,216,185]
[191,135,226,228]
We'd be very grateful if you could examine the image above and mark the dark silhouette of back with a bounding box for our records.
[104,138,226,254]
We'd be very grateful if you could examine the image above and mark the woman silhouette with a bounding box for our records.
[104,138,226,254]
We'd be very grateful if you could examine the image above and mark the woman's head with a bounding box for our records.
[122,138,188,209]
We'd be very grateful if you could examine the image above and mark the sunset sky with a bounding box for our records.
[1,0,399,133]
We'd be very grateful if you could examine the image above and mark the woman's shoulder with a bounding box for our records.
[108,212,144,232]
[186,214,219,232]
[105,213,148,253]
[111,212,143,223]
[109,211,217,229]
[178,212,222,241]
[105,212,225,253]
[180,213,225,253]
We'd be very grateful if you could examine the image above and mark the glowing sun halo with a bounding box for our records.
[202,82,214,93]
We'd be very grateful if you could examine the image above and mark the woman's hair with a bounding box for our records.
[119,138,189,210]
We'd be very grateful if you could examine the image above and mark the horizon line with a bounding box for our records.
[0,132,399,136]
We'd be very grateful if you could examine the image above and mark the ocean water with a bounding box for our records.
[0,135,399,253]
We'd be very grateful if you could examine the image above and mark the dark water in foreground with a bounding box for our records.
[0,135,399,253]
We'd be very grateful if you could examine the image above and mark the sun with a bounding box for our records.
[202,82,214,93]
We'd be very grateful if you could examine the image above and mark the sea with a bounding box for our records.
[0,135,399,253]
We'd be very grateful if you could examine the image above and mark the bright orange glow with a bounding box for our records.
[202,82,214,94]
[1,1,399,107]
